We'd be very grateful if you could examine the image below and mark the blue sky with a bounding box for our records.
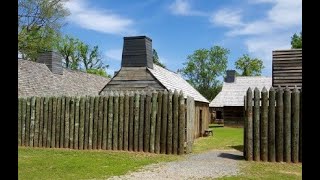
[62,0,301,77]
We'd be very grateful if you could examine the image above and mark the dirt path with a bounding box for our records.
[108,150,243,180]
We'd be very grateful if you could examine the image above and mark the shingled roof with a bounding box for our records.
[148,65,209,103]
[209,76,272,107]
[18,60,110,97]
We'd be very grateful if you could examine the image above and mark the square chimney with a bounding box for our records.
[121,36,153,69]
[37,51,63,75]
[225,70,236,83]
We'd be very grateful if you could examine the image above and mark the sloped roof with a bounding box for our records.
[148,65,209,103]
[209,76,272,107]
[18,60,110,97]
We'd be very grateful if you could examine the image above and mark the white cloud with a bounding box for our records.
[210,9,244,28]
[210,0,301,75]
[105,48,122,61]
[64,0,136,35]
[169,0,206,16]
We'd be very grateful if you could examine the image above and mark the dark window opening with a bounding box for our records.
[216,111,222,119]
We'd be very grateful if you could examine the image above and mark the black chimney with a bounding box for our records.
[121,36,153,69]
[225,70,236,83]
[37,51,63,75]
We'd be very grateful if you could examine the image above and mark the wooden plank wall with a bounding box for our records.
[18,91,195,155]
[193,102,210,138]
[272,49,302,89]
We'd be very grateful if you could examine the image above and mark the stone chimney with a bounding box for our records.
[37,51,63,75]
[121,36,153,69]
[225,70,236,83]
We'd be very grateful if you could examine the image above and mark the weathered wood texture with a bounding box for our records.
[272,49,302,89]
[18,90,195,155]
[244,87,301,163]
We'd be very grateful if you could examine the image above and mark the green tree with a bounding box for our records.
[235,54,264,76]
[153,49,166,68]
[179,46,229,101]
[86,69,111,78]
[77,42,108,71]
[291,31,302,49]
[18,0,69,60]
[56,35,81,70]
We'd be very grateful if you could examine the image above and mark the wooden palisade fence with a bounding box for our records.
[18,90,195,155]
[244,86,302,163]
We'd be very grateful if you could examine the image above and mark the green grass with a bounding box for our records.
[192,125,243,153]
[217,161,302,180]
[18,147,180,180]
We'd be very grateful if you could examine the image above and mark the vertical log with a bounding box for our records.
[25,97,31,146]
[284,87,291,163]
[39,97,44,147]
[123,91,129,151]
[133,91,140,151]
[34,97,41,147]
[60,97,65,148]
[129,92,134,151]
[261,87,268,162]
[138,92,145,152]
[51,97,57,148]
[69,97,75,149]
[21,98,27,146]
[88,96,94,150]
[160,90,168,154]
[18,98,22,146]
[113,91,119,150]
[253,88,260,161]
[245,88,253,161]
[118,92,124,150]
[102,95,109,150]
[299,89,302,162]
[98,95,104,149]
[47,97,53,147]
[79,97,85,150]
[276,86,284,162]
[84,96,90,150]
[292,87,300,163]
[172,90,179,154]
[149,90,158,153]
[30,97,36,147]
[268,87,276,162]
[64,97,70,148]
[178,91,185,155]
[167,90,173,154]
[144,91,151,152]
[55,97,61,148]
[155,91,163,154]
[74,97,80,149]
[93,96,99,149]
[107,92,114,150]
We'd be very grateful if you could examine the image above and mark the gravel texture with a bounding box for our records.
[108,150,243,180]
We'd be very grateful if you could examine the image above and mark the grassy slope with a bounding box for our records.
[18,147,180,180]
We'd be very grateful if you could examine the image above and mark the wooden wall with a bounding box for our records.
[100,67,165,91]
[223,106,244,126]
[193,102,210,138]
[272,49,302,89]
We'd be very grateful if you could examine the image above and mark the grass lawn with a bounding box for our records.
[192,124,243,153]
[18,147,180,180]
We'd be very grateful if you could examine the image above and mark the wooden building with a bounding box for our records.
[272,49,302,89]
[100,36,210,138]
[209,70,272,125]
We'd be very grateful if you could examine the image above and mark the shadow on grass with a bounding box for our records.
[209,124,224,129]
[229,145,244,152]
[218,153,244,161]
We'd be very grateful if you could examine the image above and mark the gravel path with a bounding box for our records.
[108,150,243,180]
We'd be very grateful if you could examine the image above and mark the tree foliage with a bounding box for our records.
[18,0,70,60]
[153,49,166,68]
[179,46,229,101]
[55,35,109,77]
[235,54,264,76]
[291,31,302,49]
